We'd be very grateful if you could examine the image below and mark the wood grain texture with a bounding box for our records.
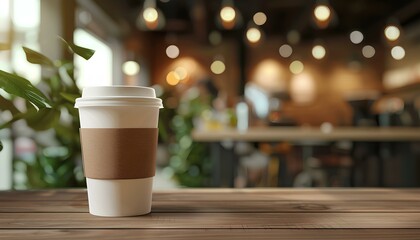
[1,189,420,239]
[152,189,420,201]
[1,229,420,240]
[2,188,420,201]
[191,127,420,142]
[1,212,420,229]
[2,200,420,213]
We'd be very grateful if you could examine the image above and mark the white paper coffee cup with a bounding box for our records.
[75,86,163,217]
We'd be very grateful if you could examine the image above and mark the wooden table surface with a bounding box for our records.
[1,189,420,239]
[192,127,420,142]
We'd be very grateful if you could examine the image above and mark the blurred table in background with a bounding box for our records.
[192,127,420,142]
[1,189,420,239]
[192,127,420,187]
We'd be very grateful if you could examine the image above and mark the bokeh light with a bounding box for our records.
[166,45,180,59]
[314,5,331,21]
[289,60,304,74]
[384,25,400,41]
[246,27,261,43]
[290,73,316,104]
[279,44,293,58]
[174,66,188,80]
[220,6,236,22]
[122,61,140,76]
[143,7,158,23]
[253,12,267,26]
[210,60,226,74]
[350,31,363,44]
[362,45,375,58]
[312,45,326,59]
[166,71,180,86]
[391,46,405,60]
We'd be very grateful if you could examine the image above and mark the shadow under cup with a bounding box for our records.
[75,86,163,217]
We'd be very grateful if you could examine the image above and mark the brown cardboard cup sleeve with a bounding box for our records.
[80,128,158,179]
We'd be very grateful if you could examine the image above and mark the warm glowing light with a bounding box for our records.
[391,46,405,60]
[279,44,293,58]
[166,71,180,86]
[143,7,158,23]
[166,45,180,59]
[220,6,236,22]
[350,31,363,44]
[122,61,140,76]
[252,59,286,92]
[253,12,267,26]
[210,60,226,74]
[246,28,261,43]
[312,45,326,59]
[362,45,375,58]
[175,66,188,80]
[290,73,316,103]
[384,25,400,41]
[314,5,331,21]
[289,60,304,74]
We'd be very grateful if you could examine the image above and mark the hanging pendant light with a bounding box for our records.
[136,0,166,30]
[217,0,242,30]
[312,0,335,29]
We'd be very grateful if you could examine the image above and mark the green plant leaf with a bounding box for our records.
[0,70,52,109]
[22,47,55,67]
[59,37,95,60]
[0,103,60,131]
[24,108,61,131]
[60,93,80,104]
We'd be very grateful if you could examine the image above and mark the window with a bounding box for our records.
[74,28,113,87]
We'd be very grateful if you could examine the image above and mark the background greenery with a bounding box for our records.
[0,39,94,188]
[0,39,213,188]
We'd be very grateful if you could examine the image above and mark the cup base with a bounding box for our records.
[86,177,153,217]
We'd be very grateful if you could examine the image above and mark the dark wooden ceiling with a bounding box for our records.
[95,0,420,43]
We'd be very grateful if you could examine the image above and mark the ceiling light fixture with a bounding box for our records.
[391,46,405,60]
[166,45,180,59]
[122,61,140,76]
[290,60,304,74]
[314,4,331,21]
[246,27,262,44]
[210,60,226,74]
[218,0,242,30]
[312,45,326,59]
[350,30,363,44]
[220,6,236,22]
[313,1,334,29]
[136,0,166,30]
[279,44,293,58]
[362,45,375,58]
[253,12,267,26]
[384,25,400,41]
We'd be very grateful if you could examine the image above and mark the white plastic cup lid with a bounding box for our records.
[75,86,163,108]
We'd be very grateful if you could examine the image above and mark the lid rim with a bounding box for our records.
[82,86,157,98]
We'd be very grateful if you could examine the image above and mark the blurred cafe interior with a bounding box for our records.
[0,0,419,189]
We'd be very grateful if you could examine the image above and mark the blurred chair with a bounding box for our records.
[345,91,380,186]
[373,96,418,186]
